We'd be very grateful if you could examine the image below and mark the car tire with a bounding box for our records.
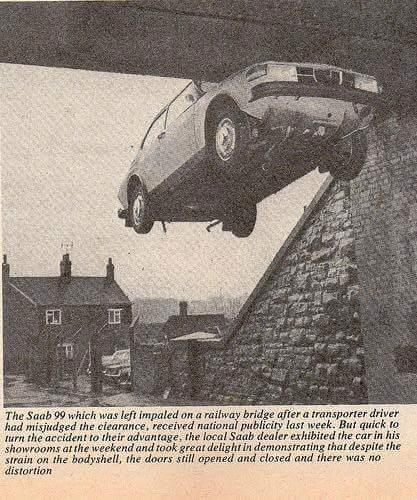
[228,203,257,238]
[128,180,154,234]
[208,103,251,180]
[328,131,368,181]
[119,373,130,386]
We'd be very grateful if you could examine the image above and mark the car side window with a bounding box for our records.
[142,110,167,149]
[166,83,201,129]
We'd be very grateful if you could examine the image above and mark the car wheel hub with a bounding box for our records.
[215,117,236,161]
[132,193,144,225]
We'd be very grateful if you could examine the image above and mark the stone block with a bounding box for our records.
[309,385,319,395]
[338,273,351,287]
[342,357,363,374]
[288,293,303,303]
[272,288,289,302]
[324,278,340,291]
[296,380,309,392]
[339,237,355,258]
[305,334,317,344]
[279,331,290,342]
[331,387,349,401]
[327,363,339,377]
[314,343,327,355]
[352,376,364,389]
[270,303,287,316]
[311,247,336,262]
[322,232,335,244]
[315,363,330,378]
[312,314,328,327]
[289,329,305,345]
[319,386,329,397]
[295,316,311,327]
[276,317,286,328]
[271,368,288,383]
[327,343,350,357]
[323,292,339,305]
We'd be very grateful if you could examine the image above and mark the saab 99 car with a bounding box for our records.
[118,61,384,237]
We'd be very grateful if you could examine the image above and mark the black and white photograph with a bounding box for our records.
[1,2,416,410]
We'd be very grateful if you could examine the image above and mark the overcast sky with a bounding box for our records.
[1,63,325,301]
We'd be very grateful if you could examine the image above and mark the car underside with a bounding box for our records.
[136,100,372,225]
[118,62,386,237]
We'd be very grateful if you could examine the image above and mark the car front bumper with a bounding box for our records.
[250,81,390,117]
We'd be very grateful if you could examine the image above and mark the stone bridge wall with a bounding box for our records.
[201,179,366,405]
[152,113,416,405]
[197,113,417,405]
[351,113,417,403]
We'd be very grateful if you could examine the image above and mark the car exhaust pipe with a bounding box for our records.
[206,220,222,232]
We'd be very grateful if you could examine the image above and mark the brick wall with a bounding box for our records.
[200,179,366,405]
[351,113,417,403]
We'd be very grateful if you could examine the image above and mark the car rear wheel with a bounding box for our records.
[225,202,257,238]
[129,180,154,234]
[327,131,367,181]
[208,104,250,179]
[119,372,130,386]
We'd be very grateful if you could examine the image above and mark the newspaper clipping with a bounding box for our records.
[1,1,417,498]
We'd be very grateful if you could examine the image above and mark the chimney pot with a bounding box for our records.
[2,254,10,281]
[106,257,115,283]
[60,253,72,279]
[179,301,188,317]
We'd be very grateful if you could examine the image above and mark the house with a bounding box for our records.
[2,253,132,385]
[162,301,226,341]
[132,301,226,395]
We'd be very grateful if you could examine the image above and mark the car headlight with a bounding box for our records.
[354,75,379,93]
[246,64,268,81]
[268,64,298,82]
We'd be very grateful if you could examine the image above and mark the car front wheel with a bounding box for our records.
[327,131,368,181]
[208,104,250,180]
[128,180,154,234]
[225,203,257,238]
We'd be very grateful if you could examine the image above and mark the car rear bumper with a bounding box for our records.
[250,81,390,117]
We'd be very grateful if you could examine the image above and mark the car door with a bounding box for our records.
[143,83,201,192]
[138,109,170,191]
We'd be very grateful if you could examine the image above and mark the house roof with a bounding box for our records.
[134,322,165,343]
[161,313,226,340]
[171,331,222,342]
[9,276,131,306]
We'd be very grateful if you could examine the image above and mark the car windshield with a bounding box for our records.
[165,81,203,128]
[140,80,216,149]
[112,350,130,364]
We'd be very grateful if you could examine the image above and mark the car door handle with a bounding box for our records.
[157,131,166,140]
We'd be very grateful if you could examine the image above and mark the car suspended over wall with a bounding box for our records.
[118,61,386,237]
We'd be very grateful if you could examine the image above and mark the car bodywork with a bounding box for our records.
[118,61,385,231]
[102,349,131,385]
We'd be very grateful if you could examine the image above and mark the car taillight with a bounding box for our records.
[246,64,268,81]
[268,64,298,82]
[354,75,379,93]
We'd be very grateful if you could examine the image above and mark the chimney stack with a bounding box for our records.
[60,253,72,280]
[179,301,188,317]
[106,257,114,283]
[2,254,10,282]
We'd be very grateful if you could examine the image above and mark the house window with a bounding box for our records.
[57,343,74,360]
[108,308,122,325]
[46,309,61,325]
